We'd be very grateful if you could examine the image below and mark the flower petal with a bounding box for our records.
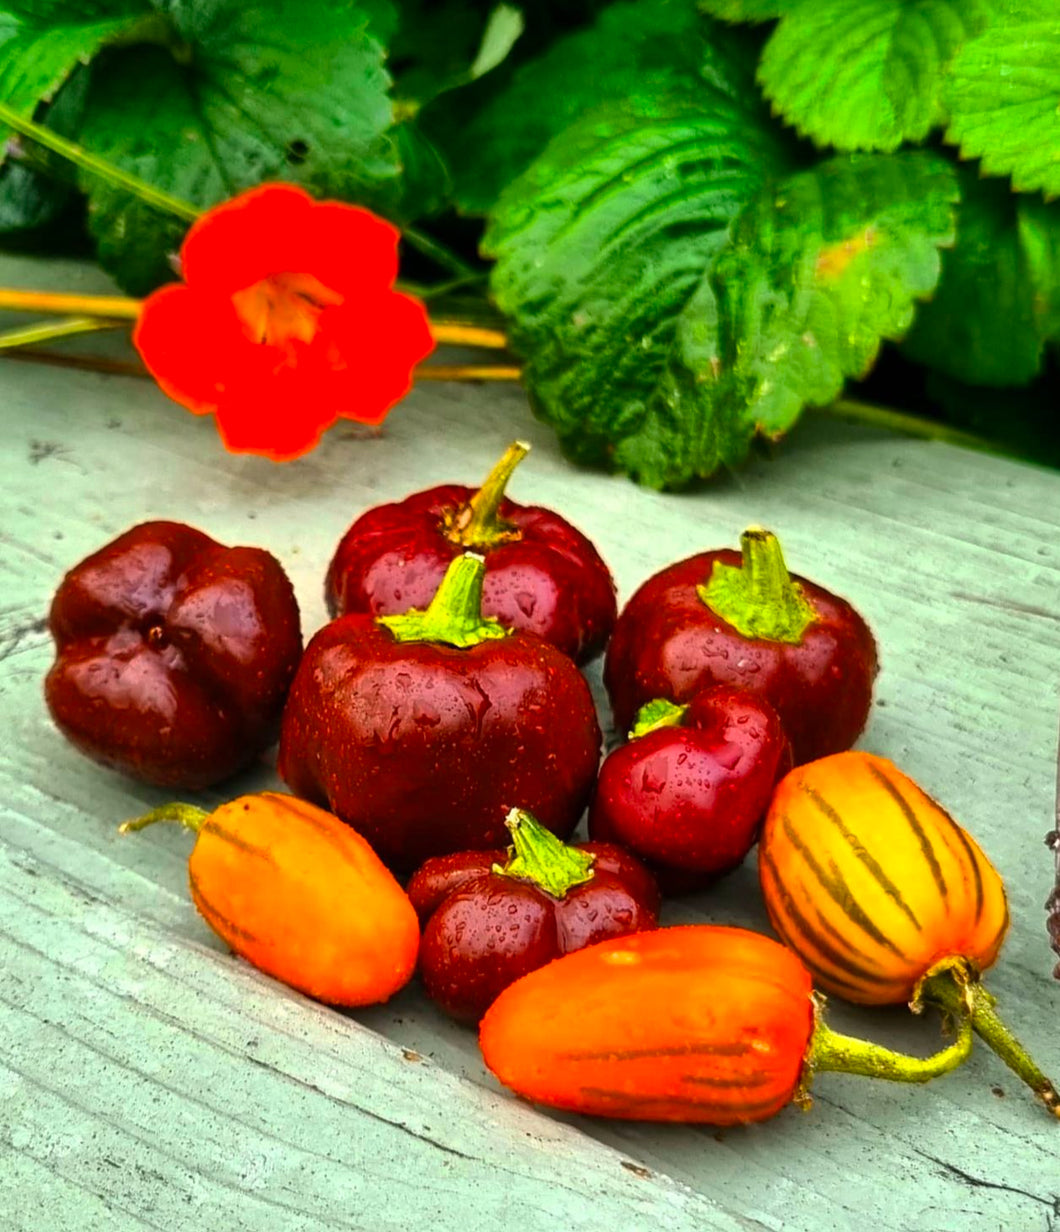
[300,201,401,295]
[180,182,401,296]
[321,290,436,424]
[180,184,316,292]
[212,363,341,461]
[134,283,250,415]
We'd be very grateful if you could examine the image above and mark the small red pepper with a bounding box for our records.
[407,807,659,1022]
[589,686,790,888]
[279,552,602,870]
[45,521,302,788]
[604,527,878,764]
[324,441,617,664]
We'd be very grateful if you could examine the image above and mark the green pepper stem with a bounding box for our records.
[377,552,511,649]
[443,440,530,548]
[697,526,817,645]
[118,803,209,836]
[917,964,1060,1119]
[629,697,688,740]
[493,808,595,899]
[808,1014,972,1086]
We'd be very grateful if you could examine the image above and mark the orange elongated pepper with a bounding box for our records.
[480,925,973,1125]
[121,791,419,1006]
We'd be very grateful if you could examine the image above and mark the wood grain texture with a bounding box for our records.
[1,254,1059,1230]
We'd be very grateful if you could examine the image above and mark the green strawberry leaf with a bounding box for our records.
[944,6,1060,198]
[1019,197,1060,341]
[73,0,398,293]
[0,60,86,240]
[606,153,958,485]
[705,152,958,448]
[698,0,787,20]
[901,169,1060,386]
[2,2,131,17]
[484,87,795,486]
[0,150,71,237]
[428,0,761,215]
[388,0,519,108]
[386,118,452,221]
[758,0,994,153]
[0,0,151,154]
[469,4,524,80]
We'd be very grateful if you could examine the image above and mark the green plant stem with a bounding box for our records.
[0,101,200,222]
[917,963,1060,1118]
[416,271,491,301]
[402,224,479,279]
[820,399,1005,456]
[0,317,122,349]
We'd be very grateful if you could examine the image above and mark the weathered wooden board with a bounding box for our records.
[1,254,1058,1231]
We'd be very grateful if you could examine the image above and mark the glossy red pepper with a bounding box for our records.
[324,441,617,664]
[604,527,878,765]
[407,808,659,1022]
[589,686,790,887]
[45,520,302,789]
[279,553,602,871]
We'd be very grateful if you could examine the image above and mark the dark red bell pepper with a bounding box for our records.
[279,552,602,870]
[324,440,617,664]
[589,686,790,888]
[408,807,660,1022]
[45,520,302,789]
[604,527,878,765]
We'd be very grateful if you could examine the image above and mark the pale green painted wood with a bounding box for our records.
[1,254,1059,1230]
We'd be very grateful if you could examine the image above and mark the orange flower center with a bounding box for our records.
[231,272,343,347]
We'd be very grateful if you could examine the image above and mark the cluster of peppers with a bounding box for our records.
[44,442,1059,1126]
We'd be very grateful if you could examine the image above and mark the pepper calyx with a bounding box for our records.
[697,526,817,645]
[493,807,595,899]
[629,697,688,740]
[378,552,511,649]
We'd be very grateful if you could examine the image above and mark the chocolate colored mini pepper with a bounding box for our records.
[590,686,790,886]
[325,441,617,663]
[45,520,302,789]
[408,807,659,1022]
[604,527,877,765]
[279,553,602,870]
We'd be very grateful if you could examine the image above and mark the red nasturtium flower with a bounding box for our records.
[133,183,436,461]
